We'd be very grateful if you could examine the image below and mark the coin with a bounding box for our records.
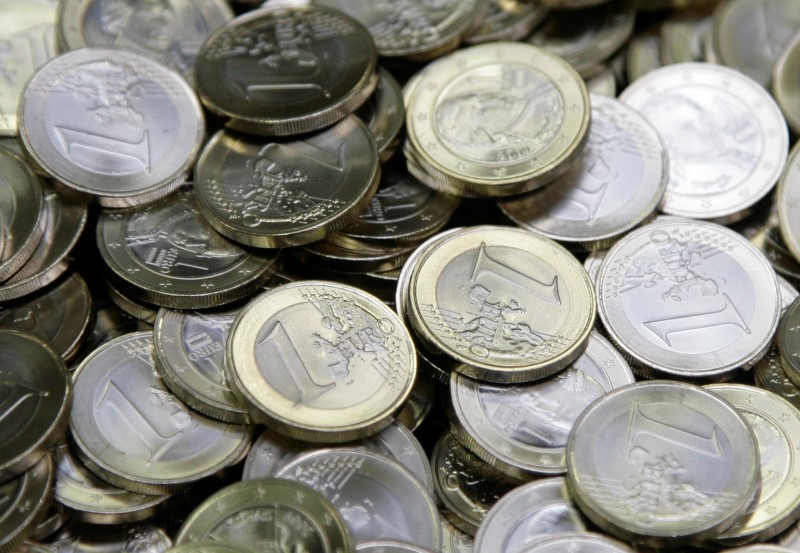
[194,5,377,136]
[566,381,760,545]
[0,148,44,282]
[660,8,714,65]
[175,478,351,551]
[754,347,800,411]
[356,68,405,164]
[586,68,617,97]
[69,332,253,495]
[195,117,379,248]
[226,281,416,442]
[104,278,159,325]
[619,62,788,222]
[583,249,607,285]
[625,26,663,84]
[778,299,800,388]
[516,532,634,552]
[779,274,800,312]
[726,547,797,553]
[464,0,548,45]
[442,519,474,553]
[166,544,253,553]
[773,29,800,136]
[296,237,415,275]
[0,455,54,553]
[43,522,173,553]
[356,544,431,553]
[778,142,800,263]
[596,219,781,379]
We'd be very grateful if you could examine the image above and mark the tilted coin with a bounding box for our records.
[226,281,416,442]
[0,0,58,136]
[56,0,233,82]
[566,381,759,545]
[69,332,252,495]
[625,26,663,84]
[194,117,379,248]
[583,249,607,285]
[43,522,173,553]
[166,544,252,553]
[777,298,800,389]
[754,347,800,412]
[498,94,667,251]
[97,187,279,309]
[449,331,633,477]
[619,62,788,222]
[356,67,405,164]
[516,532,634,553]
[175,478,351,552]
[406,226,595,383]
[0,148,44,282]
[276,449,442,550]
[356,544,431,553]
[778,141,800,262]
[194,5,377,136]
[104,277,158,325]
[596,219,781,379]
[585,68,617,97]
[779,517,800,548]
[474,477,587,553]
[706,384,800,545]
[296,237,415,275]
[0,331,69,483]
[84,302,149,355]
[779,274,800,312]
[0,455,54,553]
[20,48,204,208]
[463,0,548,45]
[394,369,435,432]
[773,29,800,136]
[28,509,68,544]
[660,8,714,65]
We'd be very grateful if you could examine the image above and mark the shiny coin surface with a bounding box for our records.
[0,148,44,282]
[777,298,800,389]
[195,117,379,248]
[620,62,788,222]
[298,235,415,275]
[276,449,441,550]
[70,332,252,495]
[773,30,800,136]
[566,381,759,545]
[227,281,416,442]
[596,219,781,379]
[498,94,667,250]
[516,532,634,552]
[19,48,204,208]
[195,5,377,136]
[450,331,633,477]
[474,477,586,553]
[754,347,800,411]
[407,226,595,383]
[105,277,159,325]
[97,187,278,309]
[356,67,405,164]
[0,456,54,553]
[464,0,548,45]
[43,522,173,553]
[0,331,69,484]
[174,478,351,552]
[778,142,800,262]
[406,42,590,197]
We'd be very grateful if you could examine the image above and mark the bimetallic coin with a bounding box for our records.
[778,142,800,263]
[0,456,54,553]
[276,449,441,550]
[69,332,252,495]
[406,226,595,383]
[778,299,800,389]
[43,522,173,553]
[517,532,634,552]
[356,68,405,163]
[0,0,58,136]
[19,48,204,208]
[0,148,44,282]
[596,219,781,379]
[97,187,279,309]
[195,5,377,136]
[773,30,800,136]
[226,282,416,442]
[566,381,759,545]
[498,94,667,250]
[754,347,800,411]
[175,478,350,552]
[195,118,379,248]
[463,0,548,45]
[706,384,800,545]
[619,62,788,222]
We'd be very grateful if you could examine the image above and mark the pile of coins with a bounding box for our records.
[4,0,800,552]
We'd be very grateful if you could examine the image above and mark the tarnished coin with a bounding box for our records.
[498,94,667,251]
[566,381,759,545]
[516,532,634,552]
[276,449,441,550]
[56,0,233,82]
[97,187,279,309]
[406,226,595,383]
[19,48,204,208]
[226,281,416,442]
[773,30,800,136]
[0,455,53,553]
[43,522,173,553]
[778,298,800,389]
[619,62,788,222]
[474,477,587,553]
[175,478,350,552]
[0,331,69,483]
[0,0,58,136]
[356,68,405,164]
[195,117,379,248]
[596,219,781,379]
[449,331,633,477]
[70,332,252,495]
[706,384,800,545]
[194,5,377,136]
[464,0,548,45]
[0,148,44,282]
[754,347,800,411]
[778,142,800,263]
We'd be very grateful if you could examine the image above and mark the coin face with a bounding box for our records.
[0,148,44,282]
[19,47,204,207]
[620,62,788,221]
[566,381,760,545]
[597,219,781,378]
[778,142,800,262]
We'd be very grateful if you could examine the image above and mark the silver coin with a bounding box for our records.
[356,544,431,553]
[596,219,781,379]
[626,26,663,84]
[19,47,204,208]
[584,249,607,286]
[586,68,618,98]
[43,522,172,553]
[516,532,634,553]
[463,0,548,45]
[778,142,800,262]
[442,519,475,553]
[619,62,788,222]
[660,9,713,65]
[0,455,54,553]
[104,277,159,325]
[276,448,441,550]
[566,381,760,545]
[356,67,405,164]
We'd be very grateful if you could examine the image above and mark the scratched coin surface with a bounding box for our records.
[19,47,204,207]
[69,332,252,495]
[406,226,595,383]
[0,148,44,282]
[0,455,54,553]
[226,281,416,442]
[566,381,759,545]
[619,62,788,222]
[778,141,800,262]
[596,219,781,379]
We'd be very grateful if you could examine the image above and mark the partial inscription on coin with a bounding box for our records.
[0,456,54,553]
[754,347,800,411]
[773,30,800,136]
[596,219,781,379]
[43,522,173,553]
[778,142,800,262]
[566,381,759,545]
[70,332,252,494]
[0,148,44,282]
[464,0,548,45]
[19,48,204,207]
[620,62,788,222]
